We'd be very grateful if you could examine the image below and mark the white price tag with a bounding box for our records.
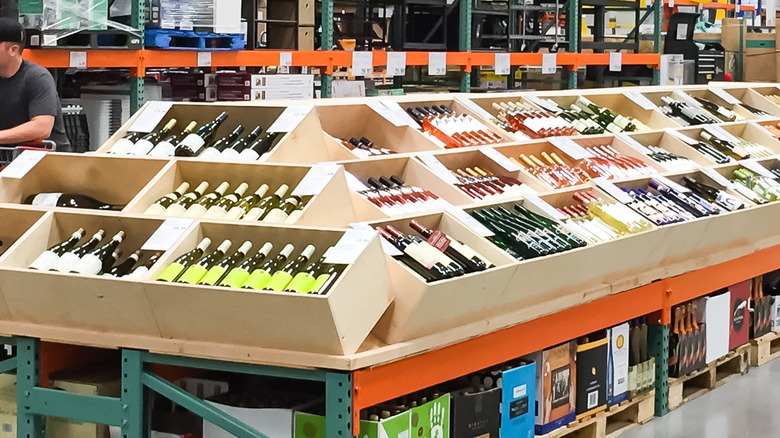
[652,175,690,193]
[325,229,377,264]
[367,102,407,127]
[197,52,212,67]
[179,19,194,31]
[676,23,688,40]
[616,133,652,155]
[542,53,557,74]
[735,2,740,13]
[345,171,370,191]
[494,53,511,75]
[445,207,495,237]
[708,88,741,105]
[128,101,174,133]
[387,52,407,77]
[141,218,194,252]
[0,150,47,179]
[665,128,699,146]
[526,95,562,113]
[669,0,674,7]
[739,159,776,179]
[291,164,340,196]
[547,137,595,160]
[622,91,658,111]
[523,194,566,220]
[481,148,521,172]
[428,52,447,76]
[594,177,633,204]
[267,105,314,133]
[279,52,293,67]
[69,51,87,69]
[352,51,374,77]
[699,166,732,187]
[454,97,495,122]
[609,52,622,72]
[417,153,458,185]
[380,100,421,129]
[350,222,403,256]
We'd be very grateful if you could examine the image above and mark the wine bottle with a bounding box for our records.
[148,121,198,157]
[376,228,446,282]
[126,253,162,280]
[284,247,333,294]
[103,251,141,277]
[184,182,230,218]
[218,242,273,288]
[225,184,269,220]
[243,185,288,221]
[409,220,491,273]
[203,183,250,219]
[173,112,228,157]
[144,182,190,215]
[128,119,178,156]
[164,181,210,217]
[71,231,125,275]
[25,193,123,211]
[242,244,295,290]
[309,253,344,295]
[387,225,465,277]
[29,228,85,271]
[198,124,245,160]
[51,230,106,272]
[220,126,264,160]
[261,196,301,223]
[198,240,253,286]
[237,132,281,161]
[175,239,232,285]
[108,131,144,155]
[262,245,316,291]
[156,238,212,282]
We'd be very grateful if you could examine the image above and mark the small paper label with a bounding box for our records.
[291,164,340,196]
[197,52,212,67]
[428,52,447,76]
[141,218,194,252]
[445,207,495,237]
[542,54,557,74]
[325,229,377,264]
[129,101,174,133]
[387,52,407,76]
[381,100,421,129]
[594,177,632,204]
[481,148,521,172]
[454,97,495,122]
[0,150,47,179]
[279,52,293,67]
[699,166,732,187]
[417,153,458,185]
[609,52,622,72]
[739,159,776,179]
[345,171,370,191]
[547,137,595,160]
[526,95,562,113]
[350,222,403,256]
[665,128,699,146]
[267,105,314,133]
[69,51,87,69]
[367,102,407,127]
[179,19,194,31]
[352,51,373,77]
[523,194,566,220]
[653,175,691,193]
[494,53,511,75]
[616,133,652,155]
[709,88,741,105]
[622,91,657,111]
[513,385,527,399]
[677,23,688,40]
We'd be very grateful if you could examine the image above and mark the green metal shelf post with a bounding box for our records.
[568,0,579,89]
[130,0,145,113]
[652,0,662,84]
[459,0,472,92]
[648,324,670,417]
[321,0,334,97]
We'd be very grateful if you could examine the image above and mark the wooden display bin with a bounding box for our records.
[367,211,518,344]
[714,87,780,118]
[620,131,714,170]
[0,207,47,257]
[313,104,445,157]
[0,211,175,338]
[565,134,667,173]
[0,153,168,213]
[123,160,358,227]
[659,169,759,208]
[677,89,758,121]
[698,162,777,205]
[492,140,600,191]
[143,221,393,355]
[261,109,362,164]
[672,123,780,162]
[455,94,567,141]
[340,156,473,222]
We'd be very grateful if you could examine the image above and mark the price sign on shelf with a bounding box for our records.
[0,150,47,179]
[417,153,458,185]
[445,207,495,237]
[609,52,622,72]
[708,87,741,105]
[325,229,378,264]
[542,53,557,74]
[69,51,87,69]
[267,105,314,133]
[291,164,341,196]
[739,159,776,179]
[593,177,632,204]
[494,53,511,75]
[128,101,174,133]
[344,171,370,192]
[547,136,594,160]
[279,52,293,67]
[622,91,657,111]
[428,52,447,76]
[352,51,374,77]
[197,52,212,67]
[454,97,495,122]
[386,52,407,77]
[652,175,690,193]
[616,133,652,155]
[523,194,566,221]
[350,222,403,256]
[664,128,698,146]
[481,148,520,172]
[141,218,194,252]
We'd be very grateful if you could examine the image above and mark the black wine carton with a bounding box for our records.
[451,386,500,438]
[575,336,608,417]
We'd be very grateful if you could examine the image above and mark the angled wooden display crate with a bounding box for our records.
[678,88,760,121]
[716,87,780,118]
[616,131,711,171]
[261,109,360,164]
[565,134,667,173]
[492,140,598,191]
[0,207,48,258]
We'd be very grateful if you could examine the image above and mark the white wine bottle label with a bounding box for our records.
[403,243,439,270]
[284,209,303,223]
[447,239,492,267]
[179,134,206,154]
[238,149,260,161]
[51,252,81,272]
[261,209,289,223]
[130,139,155,155]
[144,203,168,216]
[127,266,149,281]
[203,206,228,219]
[32,193,62,207]
[225,206,246,220]
[243,207,265,221]
[184,204,208,218]
[198,148,222,161]
[418,240,457,267]
[72,254,103,275]
[108,138,135,155]
[220,148,241,160]
[164,203,188,217]
[29,250,61,271]
[148,141,176,157]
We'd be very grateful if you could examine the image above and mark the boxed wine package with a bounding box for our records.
[575,334,608,418]
[523,341,576,435]
[451,387,500,438]
[627,318,654,398]
[700,291,732,363]
[669,302,707,378]
[499,361,536,438]
[728,280,751,349]
[358,411,411,438]
[607,323,630,405]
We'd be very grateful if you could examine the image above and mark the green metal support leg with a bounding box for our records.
[459,0,471,92]
[130,0,145,113]
[325,372,353,437]
[648,324,670,417]
[16,337,44,438]
[568,0,579,89]
[321,0,334,97]
[652,0,662,85]
[121,350,146,438]
[130,76,144,114]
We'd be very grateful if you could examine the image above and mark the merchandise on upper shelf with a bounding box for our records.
[616,177,730,226]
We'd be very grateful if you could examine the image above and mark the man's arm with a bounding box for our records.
[0,115,54,144]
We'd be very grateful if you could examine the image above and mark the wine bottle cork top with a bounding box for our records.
[196,237,212,251]
[194,181,210,194]
[280,244,295,258]
[238,240,253,254]
[258,242,273,256]
[217,239,232,253]
[301,245,316,259]
[254,184,270,196]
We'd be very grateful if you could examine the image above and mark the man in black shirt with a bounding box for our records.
[0,18,69,150]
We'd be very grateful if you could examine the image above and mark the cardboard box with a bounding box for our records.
[607,323,630,405]
[451,387,500,438]
[500,361,535,438]
[751,295,773,339]
[729,281,751,349]
[251,75,314,89]
[410,394,450,438]
[204,403,293,438]
[358,411,411,438]
[703,292,732,363]
[771,297,780,331]
[0,374,17,438]
[294,412,325,438]
[575,337,608,417]
[524,342,576,435]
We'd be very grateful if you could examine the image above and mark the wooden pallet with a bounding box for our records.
[668,343,750,411]
[536,391,655,438]
[750,331,780,367]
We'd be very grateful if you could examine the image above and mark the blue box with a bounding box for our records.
[500,361,535,438]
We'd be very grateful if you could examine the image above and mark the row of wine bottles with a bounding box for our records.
[108,113,280,161]
[449,167,526,201]
[375,221,494,282]
[645,145,698,172]
[156,238,341,294]
[339,137,394,157]
[356,175,451,215]
[694,131,773,163]
[732,168,780,203]
[28,228,158,277]
[533,96,649,134]
[621,179,728,226]
[557,191,653,244]
[145,182,305,223]
[490,101,578,139]
[407,105,503,148]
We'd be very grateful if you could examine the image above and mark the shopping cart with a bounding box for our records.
[0,141,56,172]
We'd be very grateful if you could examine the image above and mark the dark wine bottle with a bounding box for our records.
[25,193,124,211]
[173,112,228,157]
